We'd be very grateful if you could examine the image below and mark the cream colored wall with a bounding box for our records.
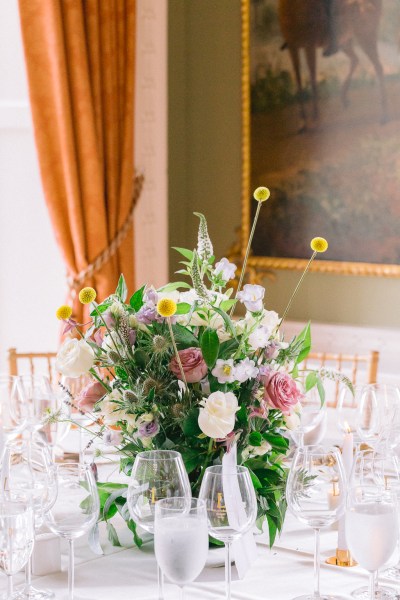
[168,0,400,329]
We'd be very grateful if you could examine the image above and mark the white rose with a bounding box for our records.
[198,391,238,438]
[55,338,94,378]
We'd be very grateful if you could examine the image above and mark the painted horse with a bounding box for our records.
[278,0,387,130]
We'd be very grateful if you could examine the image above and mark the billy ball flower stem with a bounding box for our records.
[156,299,188,392]
[230,186,270,319]
[279,237,328,328]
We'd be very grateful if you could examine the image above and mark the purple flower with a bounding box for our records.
[102,310,116,329]
[103,430,123,446]
[128,329,136,346]
[138,420,160,438]
[144,286,159,305]
[265,341,280,360]
[236,284,265,313]
[136,305,161,324]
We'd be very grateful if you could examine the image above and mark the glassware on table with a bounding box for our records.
[286,445,348,600]
[0,499,34,600]
[0,438,57,600]
[155,498,208,599]
[337,385,363,437]
[0,376,27,442]
[356,384,400,450]
[37,380,71,462]
[291,387,327,448]
[127,450,191,600]
[44,463,99,600]
[12,375,54,435]
[346,485,398,600]
[199,465,257,600]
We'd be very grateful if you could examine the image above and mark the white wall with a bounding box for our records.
[0,1,66,370]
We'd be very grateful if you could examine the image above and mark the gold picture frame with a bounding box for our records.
[241,0,400,277]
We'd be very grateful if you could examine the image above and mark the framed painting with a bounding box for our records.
[241,0,400,276]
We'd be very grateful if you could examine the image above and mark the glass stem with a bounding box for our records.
[313,528,321,598]
[299,431,305,448]
[7,574,13,600]
[157,564,164,600]
[225,541,232,600]
[369,571,376,600]
[25,553,32,590]
[179,586,185,600]
[68,538,75,600]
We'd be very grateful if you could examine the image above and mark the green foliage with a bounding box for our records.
[116,274,128,302]
[129,285,146,311]
[201,328,220,368]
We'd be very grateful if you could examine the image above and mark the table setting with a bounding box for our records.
[1,187,400,600]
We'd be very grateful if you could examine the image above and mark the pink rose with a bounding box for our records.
[262,370,303,415]
[169,347,208,383]
[77,381,105,411]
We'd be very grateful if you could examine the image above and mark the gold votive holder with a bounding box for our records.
[326,548,357,567]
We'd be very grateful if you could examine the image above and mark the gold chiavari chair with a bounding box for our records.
[8,348,58,384]
[302,350,379,408]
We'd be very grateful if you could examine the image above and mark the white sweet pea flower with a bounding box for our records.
[198,391,238,438]
[284,407,301,431]
[239,309,280,332]
[55,338,95,378]
[212,359,237,384]
[214,257,237,282]
[235,357,259,383]
[236,284,265,313]
[179,289,199,305]
[242,439,272,461]
[248,326,271,351]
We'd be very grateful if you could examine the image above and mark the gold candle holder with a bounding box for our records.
[326,548,357,567]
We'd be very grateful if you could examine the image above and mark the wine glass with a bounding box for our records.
[155,498,208,599]
[37,381,71,462]
[291,387,327,447]
[44,463,99,600]
[356,386,382,447]
[346,485,398,600]
[13,375,55,435]
[0,438,57,600]
[127,450,191,600]
[337,385,363,437]
[0,499,34,600]
[286,445,347,600]
[0,376,27,442]
[199,465,257,600]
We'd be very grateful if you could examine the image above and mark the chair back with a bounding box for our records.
[8,348,58,384]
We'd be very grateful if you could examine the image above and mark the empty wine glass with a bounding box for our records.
[0,376,27,442]
[0,499,34,600]
[286,445,347,600]
[291,387,327,447]
[127,450,191,600]
[13,375,55,435]
[0,438,57,600]
[337,385,363,437]
[346,485,398,600]
[199,465,257,600]
[155,498,208,599]
[356,387,382,447]
[44,463,99,600]
[37,382,71,462]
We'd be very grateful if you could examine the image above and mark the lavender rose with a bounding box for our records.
[169,348,208,383]
[262,370,303,415]
[138,420,160,438]
[76,381,105,411]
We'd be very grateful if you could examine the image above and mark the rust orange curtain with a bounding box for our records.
[18,0,136,322]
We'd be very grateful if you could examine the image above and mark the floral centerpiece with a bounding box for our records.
[53,187,333,548]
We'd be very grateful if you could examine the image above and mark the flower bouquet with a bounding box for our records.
[53,187,334,548]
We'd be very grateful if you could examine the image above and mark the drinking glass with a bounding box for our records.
[356,384,400,449]
[127,450,191,600]
[286,446,347,600]
[155,498,208,599]
[337,385,363,437]
[346,485,398,600]
[37,382,71,462]
[291,388,326,447]
[0,438,57,600]
[0,376,27,442]
[13,375,54,435]
[199,465,257,600]
[44,463,99,600]
[0,499,34,600]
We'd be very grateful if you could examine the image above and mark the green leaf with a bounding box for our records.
[248,468,262,490]
[305,371,318,392]
[211,306,237,339]
[316,375,326,405]
[267,514,278,547]
[181,447,203,473]
[294,322,311,365]
[200,328,220,368]
[236,404,248,427]
[115,366,128,381]
[263,433,289,451]
[158,281,191,292]
[175,302,191,315]
[116,274,128,302]
[171,324,199,349]
[133,349,149,368]
[172,247,194,261]
[106,522,121,547]
[90,302,111,317]
[219,338,240,360]
[219,299,236,312]
[127,519,143,548]
[97,482,128,493]
[248,431,262,446]
[182,408,201,437]
[129,285,146,311]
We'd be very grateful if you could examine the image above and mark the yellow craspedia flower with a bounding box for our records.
[310,237,329,253]
[157,298,177,318]
[253,186,270,202]
[56,305,72,320]
[78,287,97,304]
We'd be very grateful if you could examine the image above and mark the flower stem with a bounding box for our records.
[167,317,188,391]
[278,251,317,328]
[89,368,111,392]
[230,200,263,319]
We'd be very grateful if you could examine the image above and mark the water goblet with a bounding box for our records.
[286,445,348,600]
[0,499,34,600]
[44,463,99,600]
[127,450,191,600]
[337,384,363,437]
[155,498,208,599]
[199,465,257,600]
[291,387,327,447]
[0,376,27,442]
[346,485,398,600]
[13,375,54,436]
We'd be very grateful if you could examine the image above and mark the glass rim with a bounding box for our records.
[56,462,92,471]
[204,465,250,476]
[135,450,182,461]
[295,445,341,455]
[155,497,205,511]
